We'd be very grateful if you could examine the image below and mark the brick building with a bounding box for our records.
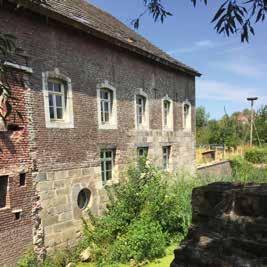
[0,0,200,265]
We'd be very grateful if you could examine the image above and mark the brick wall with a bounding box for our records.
[0,71,33,266]
[0,3,197,259]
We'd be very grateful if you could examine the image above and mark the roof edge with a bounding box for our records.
[16,1,202,77]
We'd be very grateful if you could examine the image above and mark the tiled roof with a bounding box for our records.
[40,0,201,76]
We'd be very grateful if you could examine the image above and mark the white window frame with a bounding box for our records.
[97,81,117,129]
[134,89,149,130]
[162,146,171,170]
[42,68,74,128]
[183,100,192,131]
[100,149,114,185]
[162,95,174,131]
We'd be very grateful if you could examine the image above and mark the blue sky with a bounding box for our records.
[90,0,266,119]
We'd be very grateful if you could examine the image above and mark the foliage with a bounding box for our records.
[134,0,266,42]
[230,156,267,182]
[196,106,267,147]
[81,161,194,266]
[17,246,82,267]
[244,147,267,164]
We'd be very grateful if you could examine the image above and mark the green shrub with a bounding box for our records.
[230,156,267,183]
[81,162,195,266]
[244,147,267,164]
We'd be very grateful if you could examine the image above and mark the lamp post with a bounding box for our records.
[247,97,258,147]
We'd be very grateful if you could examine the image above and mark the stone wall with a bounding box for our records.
[171,182,267,267]
[197,160,232,177]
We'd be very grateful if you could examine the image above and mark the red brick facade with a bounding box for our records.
[0,1,198,265]
[0,71,33,266]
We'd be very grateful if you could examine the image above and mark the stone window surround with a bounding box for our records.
[162,95,174,131]
[182,99,192,131]
[97,80,118,130]
[134,88,149,130]
[42,68,74,129]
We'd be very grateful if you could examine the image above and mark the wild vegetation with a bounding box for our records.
[18,155,267,267]
[196,105,267,147]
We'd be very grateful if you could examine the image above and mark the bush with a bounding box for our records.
[230,156,267,183]
[244,147,267,164]
[81,161,195,266]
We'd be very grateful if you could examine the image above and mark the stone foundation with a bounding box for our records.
[171,182,267,267]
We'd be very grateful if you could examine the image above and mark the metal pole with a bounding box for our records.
[247,97,258,147]
[250,100,253,146]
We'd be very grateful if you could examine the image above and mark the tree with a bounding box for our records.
[196,106,209,129]
[133,0,267,42]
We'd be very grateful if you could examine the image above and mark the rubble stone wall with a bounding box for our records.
[171,182,267,267]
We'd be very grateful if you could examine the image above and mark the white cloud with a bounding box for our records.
[195,40,215,47]
[215,59,267,78]
[168,39,218,54]
[197,80,267,106]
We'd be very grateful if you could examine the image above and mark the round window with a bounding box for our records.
[77,188,91,210]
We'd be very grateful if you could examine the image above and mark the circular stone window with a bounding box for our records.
[77,188,91,210]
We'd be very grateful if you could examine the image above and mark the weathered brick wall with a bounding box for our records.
[0,3,196,256]
[0,72,33,266]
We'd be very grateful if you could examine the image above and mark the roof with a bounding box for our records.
[27,0,201,76]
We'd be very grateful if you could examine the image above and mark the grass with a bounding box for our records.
[77,246,175,267]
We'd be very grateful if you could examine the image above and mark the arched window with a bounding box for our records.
[162,95,173,130]
[135,89,149,130]
[183,100,191,130]
[97,81,117,129]
[42,69,74,128]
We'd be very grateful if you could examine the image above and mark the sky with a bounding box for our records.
[89,0,266,119]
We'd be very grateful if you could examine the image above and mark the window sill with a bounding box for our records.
[99,124,118,130]
[46,120,74,129]
[163,127,174,132]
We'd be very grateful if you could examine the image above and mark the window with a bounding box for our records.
[183,101,191,130]
[48,80,65,120]
[163,146,171,170]
[135,90,149,129]
[0,176,8,209]
[19,173,26,187]
[100,89,112,124]
[42,69,74,128]
[136,95,145,126]
[137,147,148,159]
[101,150,114,184]
[162,96,173,130]
[97,81,117,129]
[77,188,91,210]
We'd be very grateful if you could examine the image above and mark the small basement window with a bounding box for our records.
[77,188,91,210]
[19,173,26,187]
[137,147,148,159]
[0,176,8,209]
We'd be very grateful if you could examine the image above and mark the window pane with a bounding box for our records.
[56,95,63,107]
[104,102,109,112]
[106,170,112,180]
[49,94,54,106]
[56,108,63,119]
[106,161,112,171]
[104,112,109,122]
[106,151,112,158]
[49,107,55,119]
[48,82,53,91]
[54,83,61,92]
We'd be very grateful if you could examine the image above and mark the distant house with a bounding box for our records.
[0,0,200,265]
[236,113,249,125]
